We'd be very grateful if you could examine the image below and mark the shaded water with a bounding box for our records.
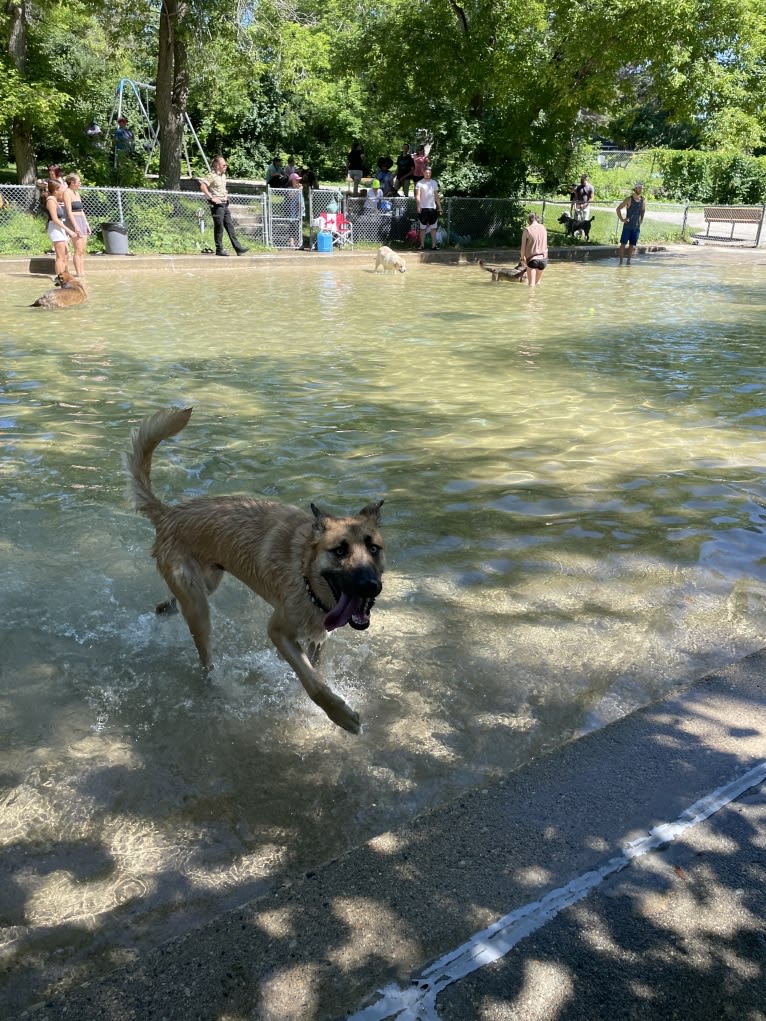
[2,249,766,1005]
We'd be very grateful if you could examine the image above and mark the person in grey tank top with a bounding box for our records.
[616,183,646,265]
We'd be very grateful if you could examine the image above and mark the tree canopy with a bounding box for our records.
[2,0,766,188]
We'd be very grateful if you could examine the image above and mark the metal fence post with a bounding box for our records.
[755,206,766,248]
[446,196,451,239]
[681,203,689,239]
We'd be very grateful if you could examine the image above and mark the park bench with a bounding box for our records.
[703,205,763,240]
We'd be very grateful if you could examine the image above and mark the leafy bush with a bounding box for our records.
[579,152,659,202]
[0,208,48,254]
[654,150,766,203]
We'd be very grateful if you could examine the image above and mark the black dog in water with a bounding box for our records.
[558,212,595,240]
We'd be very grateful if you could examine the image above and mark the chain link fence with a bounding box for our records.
[597,149,650,170]
[0,182,763,254]
[0,183,267,254]
[304,193,528,250]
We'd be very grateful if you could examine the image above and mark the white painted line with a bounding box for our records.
[348,760,766,1021]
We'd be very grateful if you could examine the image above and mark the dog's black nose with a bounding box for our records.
[354,571,383,598]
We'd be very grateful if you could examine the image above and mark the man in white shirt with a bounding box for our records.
[415,167,442,251]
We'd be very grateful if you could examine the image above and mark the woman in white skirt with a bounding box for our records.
[45,179,78,275]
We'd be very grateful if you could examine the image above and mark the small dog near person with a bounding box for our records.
[374,245,407,273]
[31,271,87,308]
[125,407,385,735]
[480,259,526,283]
[558,212,595,240]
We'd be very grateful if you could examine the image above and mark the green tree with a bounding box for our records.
[2,0,61,181]
[313,0,766,192]
[1,0,151,182]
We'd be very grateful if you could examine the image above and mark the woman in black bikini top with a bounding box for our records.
[64,173,92,278]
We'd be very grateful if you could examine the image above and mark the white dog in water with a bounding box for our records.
[374,246,407,274]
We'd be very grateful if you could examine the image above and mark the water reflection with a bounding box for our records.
[2,251,766,1009]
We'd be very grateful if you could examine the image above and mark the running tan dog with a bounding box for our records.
[31,271,87,308]
[374,245,407,273]
[125,407,385,734]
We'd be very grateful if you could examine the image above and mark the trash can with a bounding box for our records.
[316,231,333,254]
[101,222,129,255]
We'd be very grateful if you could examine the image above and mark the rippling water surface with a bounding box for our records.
[2,249,766,1005]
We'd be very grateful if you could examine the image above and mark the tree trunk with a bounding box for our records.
[6,0,36,183]
[156,0,189,189]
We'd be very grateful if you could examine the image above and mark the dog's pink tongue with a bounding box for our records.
[323,593,356,632]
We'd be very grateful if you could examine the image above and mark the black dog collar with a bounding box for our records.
[304,576,331,614]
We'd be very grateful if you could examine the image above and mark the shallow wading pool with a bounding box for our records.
[2,248,766,1005]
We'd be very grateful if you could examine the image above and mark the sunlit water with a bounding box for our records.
[2,249,766,1005]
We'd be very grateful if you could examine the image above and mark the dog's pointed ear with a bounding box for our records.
[311,502,328,533]
[359,498,384,522]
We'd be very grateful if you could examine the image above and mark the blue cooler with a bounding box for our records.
[316,231,333,253]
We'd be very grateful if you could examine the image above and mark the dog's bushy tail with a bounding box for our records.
[124,406,193,519]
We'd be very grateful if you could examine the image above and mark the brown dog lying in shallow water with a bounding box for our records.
[31,271,87,308]
[125,407,385,734]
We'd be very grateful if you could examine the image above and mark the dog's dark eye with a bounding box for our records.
[333,544,349,558]
[367,542,381,556]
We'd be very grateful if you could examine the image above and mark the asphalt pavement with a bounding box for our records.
[18,648,766,1021]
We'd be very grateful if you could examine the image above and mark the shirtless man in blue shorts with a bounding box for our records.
[616,183,646,265]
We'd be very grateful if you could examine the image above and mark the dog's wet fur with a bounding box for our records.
[375,245,407,273]
[125,407,385,734]
[558,212,595,240]
[31,271,87,308]
[480,259,527,283]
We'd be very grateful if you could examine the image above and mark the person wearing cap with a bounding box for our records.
[199,154,249,257]
[616,183,646,265]
[113,117,135,156]
[364,178,382,213]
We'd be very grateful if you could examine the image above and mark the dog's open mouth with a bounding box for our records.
[324,592,376,632]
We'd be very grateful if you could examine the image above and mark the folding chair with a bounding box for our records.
[318,211,354,248]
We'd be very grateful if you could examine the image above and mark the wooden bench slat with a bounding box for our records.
[703,206,762,223]
[701,205,762,241]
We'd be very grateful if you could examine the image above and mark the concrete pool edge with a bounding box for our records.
[18,645,766,1020]
[1,243,674,276]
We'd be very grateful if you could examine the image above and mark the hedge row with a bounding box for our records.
[653,150,766,204]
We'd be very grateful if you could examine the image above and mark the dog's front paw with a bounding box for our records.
[325,695,361,735]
